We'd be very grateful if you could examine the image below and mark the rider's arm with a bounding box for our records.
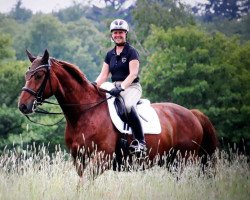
[95,62,110,86]
[121,59,139,89]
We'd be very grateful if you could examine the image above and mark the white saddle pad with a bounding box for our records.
[100,82,161,134]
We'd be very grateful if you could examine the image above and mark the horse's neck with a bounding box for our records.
[56,80,96,105]
[52,67,102,121]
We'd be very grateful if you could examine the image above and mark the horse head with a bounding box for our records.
[18,49,55,114]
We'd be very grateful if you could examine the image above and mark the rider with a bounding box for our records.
[93,19,146,154]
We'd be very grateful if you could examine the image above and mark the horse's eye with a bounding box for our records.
[35,73,43,80]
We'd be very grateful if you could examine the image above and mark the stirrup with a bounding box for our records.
[129,139,147,155]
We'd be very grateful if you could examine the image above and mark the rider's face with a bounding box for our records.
[111,30,126,44]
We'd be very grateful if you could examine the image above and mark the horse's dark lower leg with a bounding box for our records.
[113,136,129,171]
[165,148,178,170]
[73,148,88,177]
[89,152,109,179]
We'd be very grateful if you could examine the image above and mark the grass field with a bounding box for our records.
[0,145,249,200]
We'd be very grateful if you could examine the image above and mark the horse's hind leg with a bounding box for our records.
[113,136,130,171]
[164,148,179,170]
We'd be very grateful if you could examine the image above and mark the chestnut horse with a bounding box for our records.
[18,50,218,175]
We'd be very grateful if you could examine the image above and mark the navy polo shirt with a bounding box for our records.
[104,43,140,83]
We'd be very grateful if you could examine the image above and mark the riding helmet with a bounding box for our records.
[110,19,129,32]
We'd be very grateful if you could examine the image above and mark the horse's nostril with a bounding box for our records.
[19,104,28,113]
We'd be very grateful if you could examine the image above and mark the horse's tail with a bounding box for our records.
[191,109,218,156]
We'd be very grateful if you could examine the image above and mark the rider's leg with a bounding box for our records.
[118,82,146,152]
[127,106,146,152]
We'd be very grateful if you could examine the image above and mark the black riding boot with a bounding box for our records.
[127,106,147,154]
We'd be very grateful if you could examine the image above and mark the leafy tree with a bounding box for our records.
[200,14,250,42]
[132,0,195,43]
[63,18,106,80]
[194,0,250,21]
[0,60,28,146]
[0,61,26,106]
[23,14,68,59]
[53,3,86,23]
[141,25,250,143]
[241,14,250,41]
[9,0,32,22]
[0,33,15,60]
[0,14,24,38]
[83,3,133,27]
[0,106,25,139]
[0,108,66,152]
[12,13,106,80]
[0,48,27,140]
[0,32,22,145]
[103,0,129,9]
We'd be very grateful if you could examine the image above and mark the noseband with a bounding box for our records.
[22,62,51,107]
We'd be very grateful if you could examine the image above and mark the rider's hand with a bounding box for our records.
[109,85,124,97]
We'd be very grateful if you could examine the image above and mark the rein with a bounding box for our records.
[39,96,112,115]
[25,95,112,126]
[24,115,65,126]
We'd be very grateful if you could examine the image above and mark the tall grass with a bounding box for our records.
[0,144,249,200]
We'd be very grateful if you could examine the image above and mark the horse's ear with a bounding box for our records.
[26,49,36,63]
[42,49,49,64]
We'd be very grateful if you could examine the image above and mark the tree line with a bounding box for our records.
[0,0,249,153]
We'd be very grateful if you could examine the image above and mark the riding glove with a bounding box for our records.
[109,85,124,97]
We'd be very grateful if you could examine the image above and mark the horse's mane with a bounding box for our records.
[50,58,87,84]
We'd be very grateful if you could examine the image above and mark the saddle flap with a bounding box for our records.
[114,97,128,123]
[100,82,162,134]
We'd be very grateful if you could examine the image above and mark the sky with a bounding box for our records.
[0,0,207,14]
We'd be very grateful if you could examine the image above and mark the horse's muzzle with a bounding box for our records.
[18,101,36,115]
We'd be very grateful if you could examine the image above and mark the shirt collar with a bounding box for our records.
[112,42,129,55]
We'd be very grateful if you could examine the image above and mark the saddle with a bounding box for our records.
[100,82,161,135]
[113,97,129,124]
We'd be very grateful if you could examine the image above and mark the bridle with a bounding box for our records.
[21,61,61,125]
[22,62,52,110]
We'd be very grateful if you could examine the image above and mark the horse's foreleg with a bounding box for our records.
[72,147,88,179]
[87,151,112,179]
[75,161,86,188]
[74,158,84,177]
